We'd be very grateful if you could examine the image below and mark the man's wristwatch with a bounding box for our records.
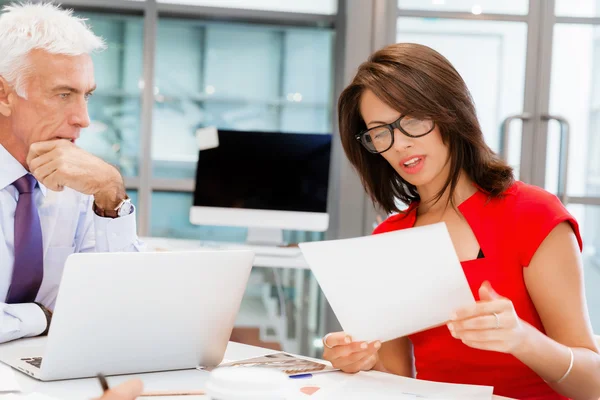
[34,302,52,336]
[93,195,133,218]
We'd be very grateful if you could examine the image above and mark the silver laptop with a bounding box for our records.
[0,250,254,381]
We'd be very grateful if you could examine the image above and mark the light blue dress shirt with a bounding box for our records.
[0,144,144,343]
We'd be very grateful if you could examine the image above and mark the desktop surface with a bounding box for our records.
[142,237,309,269]
[197,241,302,257]
[4,338,514,400]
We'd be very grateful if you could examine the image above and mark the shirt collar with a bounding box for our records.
[0,144,47,196]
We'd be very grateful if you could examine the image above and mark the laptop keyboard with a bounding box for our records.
[21,357,42,368]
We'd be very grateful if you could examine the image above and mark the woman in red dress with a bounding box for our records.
[321,43,600,400]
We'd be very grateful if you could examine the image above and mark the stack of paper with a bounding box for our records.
[299,222,475,343]
[219,352,335,376]
[1,394,61,400]
[311,371,493,399]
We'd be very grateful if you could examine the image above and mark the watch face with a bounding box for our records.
[119,200,134,217]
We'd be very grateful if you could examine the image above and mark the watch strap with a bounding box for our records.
[93,195,130,219]
[34,302,52,336]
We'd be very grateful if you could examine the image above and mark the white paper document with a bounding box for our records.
[299,222,475,343]
[311,371,493,400]
[0,362,21,393]
[1,394,61,400]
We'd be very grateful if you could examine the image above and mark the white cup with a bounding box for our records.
[205,367,291,400]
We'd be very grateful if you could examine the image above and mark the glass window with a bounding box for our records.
[151,191,248,240]
[157,0,337,15]
[128,189,138,206]
[397,0,528,15]
[280,30,334,133]
[556,0,600,18]
[546,24,600,197]
[396,18,527,177]
[567,204,600,333]
[77,13,144,178]
[152,18,334,179]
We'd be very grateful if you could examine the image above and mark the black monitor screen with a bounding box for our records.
[193,130,331,213]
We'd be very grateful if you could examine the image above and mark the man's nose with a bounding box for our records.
[69,97,90,128]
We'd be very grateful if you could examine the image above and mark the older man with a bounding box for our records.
[0,3,143,343]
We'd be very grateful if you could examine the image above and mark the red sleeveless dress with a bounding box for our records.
[373,182,582,400]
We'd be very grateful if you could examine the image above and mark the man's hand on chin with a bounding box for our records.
[26,139,127,210]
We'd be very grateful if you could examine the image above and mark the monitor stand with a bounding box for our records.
[246,227,284,247]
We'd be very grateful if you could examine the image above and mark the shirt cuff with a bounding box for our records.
[94,205,139,252]
[4,303,47,338]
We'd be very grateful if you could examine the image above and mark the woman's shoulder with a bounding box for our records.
[509,180,562,203]
[497,181,582,265]
[495,181,565,215]
[372,202,418,235]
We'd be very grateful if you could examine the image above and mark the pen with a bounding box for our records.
[97,373,110,392]
[289,373,313,379]
[96,373,206,397]
[139,390,207,396]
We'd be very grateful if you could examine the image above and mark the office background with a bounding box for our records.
[4,0,600,356]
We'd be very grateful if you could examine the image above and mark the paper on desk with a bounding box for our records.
[299,222,475,343]
[311,371,493,400]
[1,394,60,400]
[0,362,20,392]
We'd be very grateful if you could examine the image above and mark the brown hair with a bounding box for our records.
[338,43,514,214]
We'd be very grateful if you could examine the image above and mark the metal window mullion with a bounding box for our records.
[157,3,336,28]
[514,0,544,185]
[138,0,158,236]
[396,9,528,22]
[529,0,557,188]
[123,177,140,189]
[53,0,147,13]
[555,16,600,25]
[373,0,398,50]
[149,179,195,192]
[566,197,600,206]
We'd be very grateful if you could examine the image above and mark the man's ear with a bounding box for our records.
[0,76,15,117]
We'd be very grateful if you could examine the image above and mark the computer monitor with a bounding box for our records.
[190,129,331,245]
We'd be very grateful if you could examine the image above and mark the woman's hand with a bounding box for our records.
[322,332,382,373]
[447,281,531,355]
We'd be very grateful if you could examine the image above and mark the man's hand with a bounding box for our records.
[93,379,143,400]
[27,139,127,210]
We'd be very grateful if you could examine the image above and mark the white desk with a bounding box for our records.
[3,337,512,400]
[3,338,269,399]
[141,237,309,270]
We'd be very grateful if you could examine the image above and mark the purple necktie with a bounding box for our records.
[6,174,44,304]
